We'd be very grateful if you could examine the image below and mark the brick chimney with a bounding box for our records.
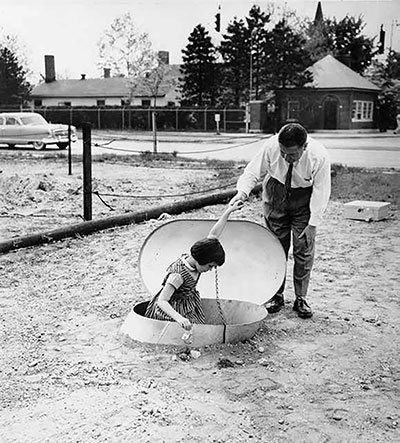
[44,55,56,83]
[104,68,111,78]
[158,51,169,65]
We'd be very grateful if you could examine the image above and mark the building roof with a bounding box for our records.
[31,65,181,98]
[306,55,380,91]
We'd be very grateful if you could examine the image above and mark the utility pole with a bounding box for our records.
[390,19,400,51]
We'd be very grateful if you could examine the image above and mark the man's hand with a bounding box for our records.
[227,200,244,213]
[229,191,247,206]
[299,225,316,248]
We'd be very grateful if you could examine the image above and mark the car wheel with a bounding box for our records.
[32,141,46,150]
[57,142,68,150]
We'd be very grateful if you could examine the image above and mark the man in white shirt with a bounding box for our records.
[229,123,331,318]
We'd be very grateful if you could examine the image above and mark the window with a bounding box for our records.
[34,99,42,107]
[97,99,106,106]
[352,101,373,121]
[141,99,151,107]
[58,101,71,107]
[6,117,19,125]
[121,99,130,106]
[287,101,300,120]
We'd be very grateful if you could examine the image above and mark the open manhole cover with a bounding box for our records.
[121,219,286,346]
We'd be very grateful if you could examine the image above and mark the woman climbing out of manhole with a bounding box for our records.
[144,201,243,330]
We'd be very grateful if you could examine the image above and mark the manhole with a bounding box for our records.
[120,219,286,346]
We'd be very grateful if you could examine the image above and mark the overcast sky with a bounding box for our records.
[1,0,399,82]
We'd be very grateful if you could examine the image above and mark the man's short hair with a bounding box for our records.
[278,123,308,148]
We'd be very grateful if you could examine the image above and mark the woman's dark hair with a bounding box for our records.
[190,237,225,266]
[278,123,307,148]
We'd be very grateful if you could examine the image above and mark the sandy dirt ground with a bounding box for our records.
[0,154,399,443]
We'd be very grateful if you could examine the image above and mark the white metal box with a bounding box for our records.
[343,200,391,221]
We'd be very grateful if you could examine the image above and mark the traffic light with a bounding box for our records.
[378,24,385,54]
[215,12,221,32]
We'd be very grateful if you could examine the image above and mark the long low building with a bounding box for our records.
[30,54,181,108]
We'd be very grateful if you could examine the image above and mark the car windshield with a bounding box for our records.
[19,115,48,126]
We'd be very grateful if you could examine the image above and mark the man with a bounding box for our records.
[230,123,331,318]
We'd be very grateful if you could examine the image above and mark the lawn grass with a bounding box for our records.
[331,164,400,207]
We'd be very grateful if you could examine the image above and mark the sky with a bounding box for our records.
[1,0,399,83]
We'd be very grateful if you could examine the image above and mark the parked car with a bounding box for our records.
[0,112,77,150]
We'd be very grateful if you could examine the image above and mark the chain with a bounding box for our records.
[214,268,227,325]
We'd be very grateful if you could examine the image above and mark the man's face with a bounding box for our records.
[279,142,307,164]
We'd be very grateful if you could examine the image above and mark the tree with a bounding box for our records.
[140,56,178,153]
[263,19,313,89]
[97,13,156,79]
[179,25,219,106]
[0,29,32,79]
[364,53,400,131]
[0,45,31,106]
[304,15,374,73]
[219,5,271,106]
[219,17,249,106]
[245,5,271,100]
[385,50,400,79]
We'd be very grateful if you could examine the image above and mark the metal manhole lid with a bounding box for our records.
[139,219,286,305]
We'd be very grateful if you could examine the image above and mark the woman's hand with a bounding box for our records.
[178,316,192,330]
[227,200,244,213]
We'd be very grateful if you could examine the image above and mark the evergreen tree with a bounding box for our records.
[245,5,271,100]
[219,5,271,106]
[304,15,374,73]
[386,50,400,80]
[179,25,219,106]
[264,19,313,89]
[0,46,31,106]
[219,18,249,106]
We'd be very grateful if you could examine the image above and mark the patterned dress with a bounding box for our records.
[145,255,206,324]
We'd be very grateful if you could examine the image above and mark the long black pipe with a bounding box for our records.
[0,186,261,255]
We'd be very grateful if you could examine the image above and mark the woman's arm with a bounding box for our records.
[157,284,192,330]
[208,200,243,239]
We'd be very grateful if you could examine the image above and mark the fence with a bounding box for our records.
[0,106,247,132]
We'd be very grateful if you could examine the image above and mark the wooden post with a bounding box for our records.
[152,110,158,154]
[82,123,92,221]
[68,124,72,175]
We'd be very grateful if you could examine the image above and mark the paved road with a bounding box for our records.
[2,132,400,169]
[86,132,400,169]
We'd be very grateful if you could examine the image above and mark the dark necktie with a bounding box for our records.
[282,162,294,202]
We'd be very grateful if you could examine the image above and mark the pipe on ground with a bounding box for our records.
[0,185,261,255]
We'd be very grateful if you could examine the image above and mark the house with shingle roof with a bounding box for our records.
[274,54,381,130]
[30,54,181,108]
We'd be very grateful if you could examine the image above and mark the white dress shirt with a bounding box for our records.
[237,134,331,226]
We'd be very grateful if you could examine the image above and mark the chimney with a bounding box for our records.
[81,74,86,80]
[44,55,56,83]
[158,51,169,65]
[104,68,111,78]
